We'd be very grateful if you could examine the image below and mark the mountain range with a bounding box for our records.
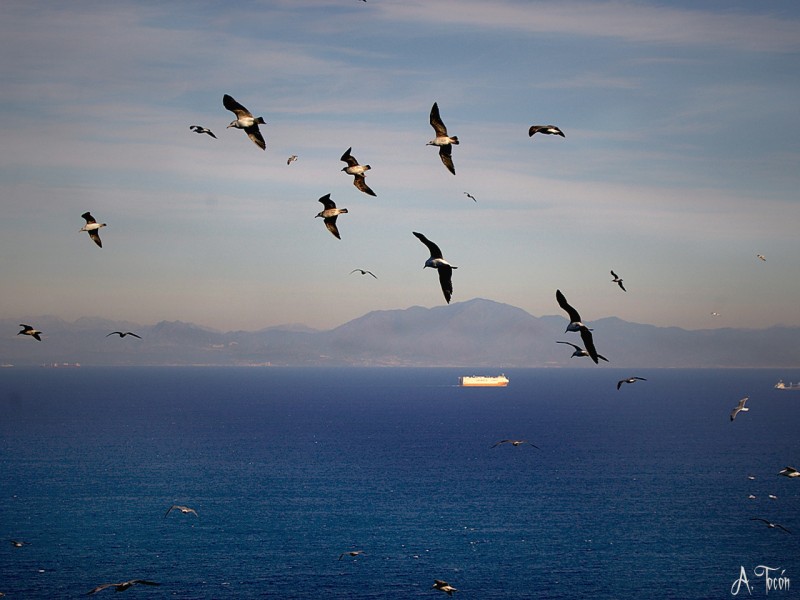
[2,298,798,368]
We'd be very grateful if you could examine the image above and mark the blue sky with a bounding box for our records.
[2,1,799,332]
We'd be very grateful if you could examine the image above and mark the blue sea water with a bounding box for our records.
[1,368,799,599]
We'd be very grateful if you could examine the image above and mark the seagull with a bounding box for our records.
[464,192,476,202]
[338,550,365,560]
[750,518,791,534]
[610,270,626,291]
[17,324,42,341]
[778,466,800,478]
[427,102,459,175]
[413,232,457,304]
[287,154,298,165]
[555,290,599,363]
[490,439,540,449]
[528,125,565,138]
[556,341,608,362]
[432,580,458,596]
[350,269,377,279]
[86,580,161,595]
[106,331,141,339]
[80,212,106,248]
[9,540,30,548]
[769,494,778,500]
[730,397,749,421]
[164,505,198,518]
[223,94,266,150]
[189,125,216,138]
[757,254,766,262]
[617,377,647,390]
[316,194,348,239]
[340,147,376,196]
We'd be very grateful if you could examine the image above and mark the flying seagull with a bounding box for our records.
[750,518,791,534]
[350,269,377,279]
[338,550,365,560]
[316,194,348,240]
[17,324,42,341]
[80,212,106,248]
[427,102,459,175]
[106,331,141,339]
[287,154,298,165]
[528,125,565,138]
[778,466,800,478]
[555,290,600,363]
[432,580,458,596]
[9,540,30,548]
[413,232,457,304]
[86,580,161,595]
[189,125,216,138]
[556,341,608,362]
[464,192,476,202]
[490,439,540,449]
[164,504,198,518]
[610,270,626,291]
[223,94,266,150]
[617,377,647,390]
[730,397,749,421]
[757,254,766,262]
[340,147,376,196]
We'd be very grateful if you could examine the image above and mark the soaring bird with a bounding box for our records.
[556,341,608,362]
[750,518,791,534]
[17,324,42,341]
[730,397,749,421]
[9,540,30,548]
[350,269,377,279]
[464,192,476,202]
[80,212,106,248]
[223,94,266,150]
[189,125,216,138]
[432,580,458,596]
[287,154,298,165]
[413,232,457,304]
[316,194,348,240]
[338,550,365,560]
[528,125,565,138]
[106,331,141,339]
[617,377,647,390]
[555,290,599,363]
[757,254,766,262]
[610,270,626,291]
[490,439,540,449]
[778,466,800,478]
[340,147,376,196]
[86,580,161,595]
[427,102,459,175]
[164,504,198,518]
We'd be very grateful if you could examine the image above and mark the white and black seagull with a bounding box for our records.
[555,289,600,364]
[528,125,565,138]
[86,580,161,595]
[617,377,647,390]
[17,324,42,341]
[432,580,458,596]
[778,466,800,478]
[80,212,106,248]
[491,439,540,449]
[316,194,348,240]
[610,270,626,291]
[730,397,749,421]
[164,504,198,518]
[427,102,459,175]
[340,147,376,196]
[223,94,266,150]
[750,518,791,534]
[189,125,216,138]
[557,341,608,362]
[413,232,457,304]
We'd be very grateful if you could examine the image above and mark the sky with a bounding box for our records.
[2,0,800,333]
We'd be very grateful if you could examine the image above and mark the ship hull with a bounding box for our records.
[459,375,509,387]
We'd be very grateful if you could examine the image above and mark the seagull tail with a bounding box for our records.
[450,136,459,145]
[339,208,349,214]
[255,117,266,125]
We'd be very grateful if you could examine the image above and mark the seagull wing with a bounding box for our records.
[324,217,341,239]
[528,125,543,137]
[86,583,116,595]
[223,94,253,119]
[340,147,358,167]
[88,231,102,248]
[438,145,456,175]
[618,281,626,291]
[318,194,336,211]
[579,326,598,363]
[429,102,448,137]
[413,232,443,259]
[556,341,582,352]
[127,332,142,339]
[437,264,453,303]
[353,174,376,196]
[555,290,582,323]
[244,125,266,150]
[81,212,97,224]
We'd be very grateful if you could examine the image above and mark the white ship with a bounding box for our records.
[774,380,800,390]
[458,374,509,387]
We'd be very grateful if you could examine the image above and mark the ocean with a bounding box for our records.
[1,367,798,599]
